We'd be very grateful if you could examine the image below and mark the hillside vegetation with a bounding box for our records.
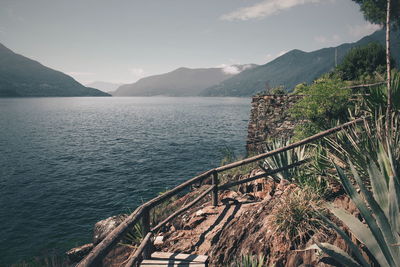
[0,43,109,97]
[202,29,399,96]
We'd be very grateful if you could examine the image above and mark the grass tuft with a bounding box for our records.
[271,187,327,246]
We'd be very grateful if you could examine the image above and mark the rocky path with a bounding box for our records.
[158,192,259,256]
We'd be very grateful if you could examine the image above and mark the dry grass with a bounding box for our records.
[271,187,327,246]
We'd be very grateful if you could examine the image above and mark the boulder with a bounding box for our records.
[93,215,127,245]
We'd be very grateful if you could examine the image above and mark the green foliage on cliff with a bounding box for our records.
[0,43,109,97]
[290,77,352,139]
[202,29,400,96]
[333,42,391,81]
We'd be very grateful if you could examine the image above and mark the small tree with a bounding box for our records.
[352,0,399,25]
[334,42,390,81]
[352,0,398,134]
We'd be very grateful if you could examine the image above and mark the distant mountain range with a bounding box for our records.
[85,81,122,93]
[113,65,257,96]
[2,29,396,98]
[201,29,399,96]
[0,43,110,97]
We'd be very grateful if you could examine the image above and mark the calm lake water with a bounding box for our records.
[0,97,251,265]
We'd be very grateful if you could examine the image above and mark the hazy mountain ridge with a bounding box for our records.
[201,29,399,96]
[0,43,110,97]
[85,81,122,93]
[113,65,257,96]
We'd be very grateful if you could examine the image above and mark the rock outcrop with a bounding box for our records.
[67,214,128,263]
[246,94,304,153]
[93,215,127,245]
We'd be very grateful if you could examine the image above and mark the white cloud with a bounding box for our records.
[218,64,241,74]
[217,64,254,75]
[241,64,254,71]
[348,23,382,38]
[129,68,146,77]
[314,34,341,44]
[220,0,322,21]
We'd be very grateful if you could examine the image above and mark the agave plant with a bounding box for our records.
[363,70,400,113]
[325,113,400,177]
[261,138,308,182]
[120,222,144,247]
[314,143,400,266]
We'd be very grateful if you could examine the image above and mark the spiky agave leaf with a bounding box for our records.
[314,241,362,267]
[262,138,309,181]
[318,154,400,266]
[335,164,396,266]
[318,213,370,267]
[364,70,400,113]
[328,204,388,266]
[348,161,400,265]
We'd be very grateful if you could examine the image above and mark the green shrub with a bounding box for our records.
[334,42,391,81]
[269,86,286,95]
[290,77,352,139]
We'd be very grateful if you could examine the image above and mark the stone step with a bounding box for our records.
[150,252,208,263]
[140,252,209,267]
[140,259,205,266]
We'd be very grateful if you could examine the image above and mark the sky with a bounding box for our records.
[0,0,381,85]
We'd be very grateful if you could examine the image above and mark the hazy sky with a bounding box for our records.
[0,0,381,84]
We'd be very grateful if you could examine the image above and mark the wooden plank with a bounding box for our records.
[215,117,367,173]
[151,252,209,263]
[144,169,214,209]
[142,207,151,259]
[141,259,205,266]
[151,186,215,232]
[124,232,153,267]
[212,172,218,206]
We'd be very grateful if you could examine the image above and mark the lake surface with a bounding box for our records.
[0,97,251,265]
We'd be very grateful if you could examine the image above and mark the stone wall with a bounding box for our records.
[246,94,303,153]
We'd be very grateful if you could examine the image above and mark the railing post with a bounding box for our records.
[212,171,219,206]
[142,206,151,260]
